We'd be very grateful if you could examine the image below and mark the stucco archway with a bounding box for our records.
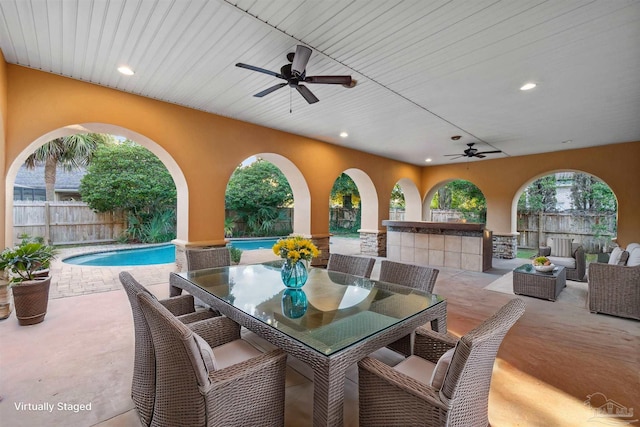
[4,123,188,246]
[342,168,379,232]
[255,153,312,236]
[395,178,421,221]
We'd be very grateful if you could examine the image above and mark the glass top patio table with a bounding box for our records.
[172,262,445,356]
[170,262,447,427]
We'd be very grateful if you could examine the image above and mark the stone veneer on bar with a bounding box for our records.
[382,220,493,272]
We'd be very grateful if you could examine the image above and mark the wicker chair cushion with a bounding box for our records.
[626,243,640,253]
[212,339,263,370]
[551,238,573,257]
[548,256,576,269]
[393,347,454,390]
[627,248,640,267]
[194,333,217,372]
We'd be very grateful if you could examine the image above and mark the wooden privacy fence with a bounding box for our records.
[517,212,617,253]
[13,201,126,245]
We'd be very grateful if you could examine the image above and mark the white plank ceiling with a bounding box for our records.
[0,0,638,165]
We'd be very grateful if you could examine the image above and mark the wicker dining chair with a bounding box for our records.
[358,298,526,427]
[137,291,288,427]
[327,253,376,278]
[185,246,231,271]
[379,260,439,356]
[120,272,219,426]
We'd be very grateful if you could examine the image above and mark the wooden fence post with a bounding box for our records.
[44,201,51,245]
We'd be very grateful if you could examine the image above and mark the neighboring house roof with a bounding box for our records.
[14,164,86,190]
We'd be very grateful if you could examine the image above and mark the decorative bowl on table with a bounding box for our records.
[532,256,555,272]
[533,264,555,272]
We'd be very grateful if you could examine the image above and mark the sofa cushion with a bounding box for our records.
[626,248,640,267]
[608,247,624,265]
[551,238,573,257]
[548,256,576,269]
[626,243,640,253]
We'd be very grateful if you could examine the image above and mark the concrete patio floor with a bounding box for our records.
[0,237,638,426]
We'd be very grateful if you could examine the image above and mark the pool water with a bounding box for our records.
[64,245,175,266]
[228,238,279,250]
[63,238,281,266]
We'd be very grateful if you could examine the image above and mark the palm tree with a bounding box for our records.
[24,133,113,201]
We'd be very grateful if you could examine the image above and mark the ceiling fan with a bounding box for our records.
[235,45,356,104]
[444,143,502,160]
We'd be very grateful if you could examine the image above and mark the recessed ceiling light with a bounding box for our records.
[339,132,348,138]
[425,158,432,163]
[561,139,573,144]
[117,66,135,76]
[451,135,461,140]
[520,82,537,91]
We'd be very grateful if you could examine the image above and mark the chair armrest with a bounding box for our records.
[188,316,241,347]
[358,356,447,411]
[160,294,195,316]
[177,309,219,324]
[538,246,551,257]
[413,326,458,364]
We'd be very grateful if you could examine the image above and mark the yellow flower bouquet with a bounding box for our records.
[272,236,320,266]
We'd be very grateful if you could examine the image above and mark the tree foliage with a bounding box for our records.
[225,159,293,236]
[330,173,360,207]
[79,141,177,242]
[390,184,405,209]
[570,173,616,212]
[431,180,486,222]
[518,176,557,212]
[24,133,114,201]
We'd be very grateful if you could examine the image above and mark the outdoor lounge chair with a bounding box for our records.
[120,272,218,426]
[327,253,376,278]
[379,260,439,356]
[358,298,526,427]
[137,291,287,427]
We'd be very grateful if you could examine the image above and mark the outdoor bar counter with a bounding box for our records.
[382,220,493,272]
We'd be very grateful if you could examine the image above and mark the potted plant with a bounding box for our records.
[0,237,56,326]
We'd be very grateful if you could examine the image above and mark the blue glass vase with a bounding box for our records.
[280,260,308,288]
[281,289,308,319]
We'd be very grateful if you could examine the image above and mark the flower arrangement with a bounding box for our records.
[272,236,320,265]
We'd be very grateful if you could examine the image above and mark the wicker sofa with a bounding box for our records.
[538,240,586,282]
[588,243,640,320]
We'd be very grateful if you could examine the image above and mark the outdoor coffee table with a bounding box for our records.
[170,263,447,427]
[513,264,566,301]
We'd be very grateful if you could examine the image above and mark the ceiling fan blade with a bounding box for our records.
[444,154,462,157]
[475,150,502,155]
[448,155,463,160]
[254,83,287,98]
[291,45,312,77]
[475,154,486,158]
[295,84,319,104]
[304,75,353,85]
[236,63,284,79]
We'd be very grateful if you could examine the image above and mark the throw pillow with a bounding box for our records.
[627,248,640,267]
[626,243,640,253]
[551,238,573,257]
[194,333,217,372]
[429,347,455,391]
[608,247,623,265]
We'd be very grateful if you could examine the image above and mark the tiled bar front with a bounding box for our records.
[382,221,493,272]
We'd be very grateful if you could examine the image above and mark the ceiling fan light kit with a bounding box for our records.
[236,45,355,104]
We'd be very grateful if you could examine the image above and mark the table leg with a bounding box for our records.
[429,300,447,333]
[312,362,346,427]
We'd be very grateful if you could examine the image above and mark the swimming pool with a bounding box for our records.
[64,244,176,266]
[227,238,279,250]
[63,238,281,266]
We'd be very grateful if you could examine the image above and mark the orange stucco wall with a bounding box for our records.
[2,65,421,246]
[422,142,640,247]
[2,62,639,249]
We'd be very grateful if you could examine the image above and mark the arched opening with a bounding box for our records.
[514,170,618,260]
[423,179,486,224]
[224,153,311,237]
[389,178,421,221]
[5,123,188,247]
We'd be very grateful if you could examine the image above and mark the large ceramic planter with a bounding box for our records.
[12,276,51,326]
